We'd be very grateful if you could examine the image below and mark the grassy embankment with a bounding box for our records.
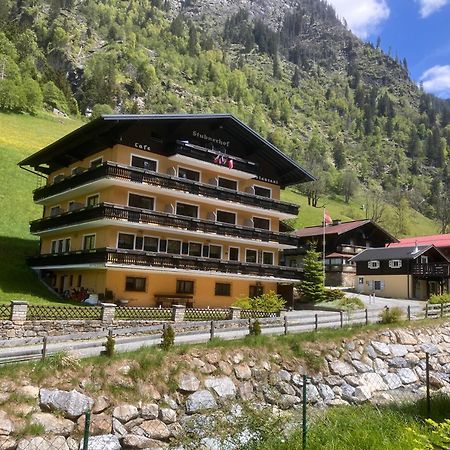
[0,112,440,304]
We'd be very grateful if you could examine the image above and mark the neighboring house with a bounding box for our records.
[283,219,397,287]
[388,234,450,259]
[351,245,450,300]
[19,114,314,307]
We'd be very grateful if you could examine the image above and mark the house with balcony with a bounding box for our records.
[283,219,397,287]
[19,114,314,307]
[351,245,450,300]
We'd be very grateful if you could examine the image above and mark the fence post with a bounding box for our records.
[441,303,444,318]
[210,321,215,341]
[302,374,307,450]
[278,309,288,318]
[365,309,368,326]
[41,336,48,360]
[314,314,318,331]
[425,303,429,319]
[407,305,411,321]
[10,301,28,322]
[426,352,431,418]
[171,305,186,322]
[340,311,343,328]
[284,315,288,335]
[100,303,116,324]
[229,307,241,320]
[83,410,91,450]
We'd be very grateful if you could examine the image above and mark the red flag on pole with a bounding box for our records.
[324,210,332,225]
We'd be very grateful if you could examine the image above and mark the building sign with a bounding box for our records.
[134,142,152,151]
[192,130,230,148]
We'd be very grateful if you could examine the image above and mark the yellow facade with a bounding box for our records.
[355,274,416,299]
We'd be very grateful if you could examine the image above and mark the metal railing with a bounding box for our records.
[33,162,299,215]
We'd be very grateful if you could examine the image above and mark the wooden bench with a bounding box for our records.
[155,295,194,308]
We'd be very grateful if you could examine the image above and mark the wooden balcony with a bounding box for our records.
[29,203,299,246]
[28,249,304,280]
[336,245,366,255]
[33,162,299,216]
[411,263,450,277]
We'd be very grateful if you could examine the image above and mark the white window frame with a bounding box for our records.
[71,167,80,176]
[128,191,156,211]
[176,201,199,218]
[82,233,96,251]
[262,251,274,265]
[245,248,258,264]
[228,246,240,261]
[86,193,100,207]
[177,165,201,182]
[188,241,203,257]
[253,184,272,198]
[252,216,271,231]
[388,259,402,269]
[165,239,183,255]
[130,153,158,172]
[358,277,364,285]
[218,176,238,191]
[216,208,237,225]
[52,173,65,184]
[420,255,429,264]
[116,232,136,250]
[368,260,380,269]
[208,243,223,260]
[89,157,103,168]
[142,235,160,253]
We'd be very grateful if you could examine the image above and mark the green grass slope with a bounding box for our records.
[0,112,83,304]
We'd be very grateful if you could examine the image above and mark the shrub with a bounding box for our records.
[428,294,450,304]
[336,296,365,310]
[105,333,115,357]
[249,319,261,336]
[379,306,403,324]
[161,324,175,350]
[324,289,346,302]
[409,418,450,449]
[232,291,286,313]
[232,296,252,310]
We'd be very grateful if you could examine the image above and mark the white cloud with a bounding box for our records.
[416,0,449,18]
[420,65,450,97]
[327,0,390,38]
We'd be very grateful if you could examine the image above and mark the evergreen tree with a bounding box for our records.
[272,52,282,79]
[300,245,324,303]
[291,66,300,88]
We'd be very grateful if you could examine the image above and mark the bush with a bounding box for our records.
[161,324,175,350]
[335,296,365,310]
[105,333,115,357]
[232,291,286,313]
[249,319,261,336]
[428,294,450,304]
[232,296,252,310]
[323,289,346,302]
[409,418,450,449]
[379,306,403,324]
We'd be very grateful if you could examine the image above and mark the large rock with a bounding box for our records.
[389,344,408,357]
[186,390,218,414]
[341,383,355,401]
[0,436,16,450]
[141,403,159,420]
[92,396,110,414]
[78,434,121,450]
[371,341,390,356]
[0,411,13,436]
[359,373,388,393]
[306,384,321,403]
[318,384,335,402]
[159,408,177,424]
[40,389,94,419]
[384,373,402,390]
[420,343,439,355]
[352,360,372,373]
[238,381,254,401]
[31,412,75,436]
[329,361,355,377]
[204,376,236,398]
[122,434,168,449]
[354,385,372,402]
[77,413,111,435]
[135,419,171,440]
[373,358,388,376]
[17,385,40,400]
[398,368,419,384]
[279,394,301,409]
[234,364,252,380]
[112,404,139,423]
[17,436,69,450]
[277,381,296,396]
[177,372,200,393]
[395,330,417,345]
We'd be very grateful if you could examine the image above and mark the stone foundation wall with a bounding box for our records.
[326,271,355,288]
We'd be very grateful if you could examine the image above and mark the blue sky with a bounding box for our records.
[327,0,450,98]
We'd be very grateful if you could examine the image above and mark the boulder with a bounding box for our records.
[388,357,408,368]
[77,413,111,435]
[371,341,390,356]
[122,434,168,449]
[318,384,335,402]
[398,368,419,384]
[238,381,254,401]
[341,383,355,401]
[218,361,232,376]
[277,369,291,382]
[17,385,40,400]
[0,436,16,450]
[329,361,355,377]
[420,343,439,355]
[306,384,321,403]
[234,364,252,380]
[31,412,75,436]
[159,408,177,424]
[177,372,200,393]
[186,390,218,414]
[17,436,69,450]
[141,403,159,420]
[395,330,417,345]
[354,385,372,402]
[352,360,372,373]
[0,411,13,436]
[135,419,171,440]
[205,376,236,398]
[112,418,127,437]
[78,434,121,450]
[373,358,388,376]
[112,404,139,423]
[279,394,301,409]
[324,375,344,386]
[389,344,408,357]
[92,396,110,414]
[359,373,388,393]
[384,373,402,390]
[40,389,94,419]
[277,381,296,396]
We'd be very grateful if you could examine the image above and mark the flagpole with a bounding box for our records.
[323,207,326,286]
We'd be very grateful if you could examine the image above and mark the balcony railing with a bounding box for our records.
[33,162,299,216]
[336,245,367,255]
[28,249,304,280]
[411,263,450,277]
[30,203,299,246]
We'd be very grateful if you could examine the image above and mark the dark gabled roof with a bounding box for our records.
[293,219,398,243]
[350,245,450,262]
[18,114,315,187]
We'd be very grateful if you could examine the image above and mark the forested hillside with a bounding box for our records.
[1,0,450,234]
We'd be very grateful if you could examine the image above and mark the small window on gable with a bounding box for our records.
[389,259,402,269]
[420,255,429,264]
[368,260,380,269]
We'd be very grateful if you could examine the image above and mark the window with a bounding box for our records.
[118,233,134,250]
[83,234,96,250]
[131,155,157,171]
[249,284,263,297]
[254,185,271,198]
[246,249,257,263]
[358,277,364,285]
[50,206,61,217]
[77,275,82,288]
[218,177,237,190]
[63,238,71,253]
[215,283,231,296]
[389,259,402,269]
[374,280,384,291]
[209,245,222,259]
[368,260,380,269]
[125,277,146,292]
[129,193,154,210]
[420,256,429,264]
[253,217,270,230]
[178,167,200,181]
[143,236,159,252]
[262,252,274,265]
[53,174,64,184]
[189,242,202,257]
[289,259,297,267]
[90,157,103,168]
[217,210,236,224]
[176,202,198,218]
[51,240,58,254]
[86,195,99,207]
[229,247,239,261]
[167,240,181,254]
[177,280,194,294]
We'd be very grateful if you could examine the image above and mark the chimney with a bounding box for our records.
[332,219,341,226]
